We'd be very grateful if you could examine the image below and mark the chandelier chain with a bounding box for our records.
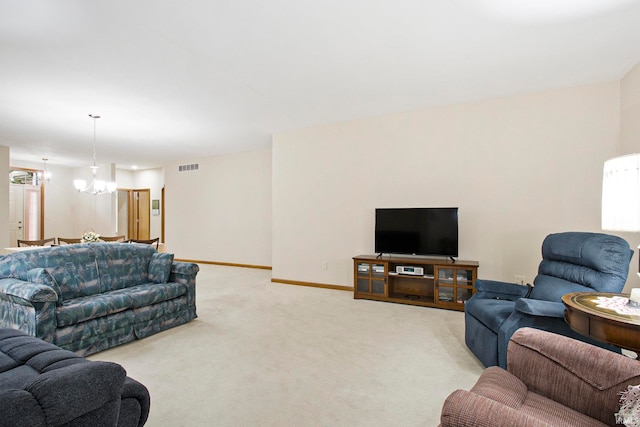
[73,114,116,195]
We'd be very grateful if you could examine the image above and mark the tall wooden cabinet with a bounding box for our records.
[353,255,479,311]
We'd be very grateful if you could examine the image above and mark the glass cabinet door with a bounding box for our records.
[455,268,475,304]
[436,267,454,302]
[356,262,371,293]
[436,267,475,303]
[370,263,385,295]
[456,287,473,304]
[355,261,386,296]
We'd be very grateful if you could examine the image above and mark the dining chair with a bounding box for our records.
[128,238,160,249]
[57,237,82,245]
[99,235,127,242]
[17,238,56,247]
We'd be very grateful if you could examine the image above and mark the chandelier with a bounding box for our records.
[73,114,117,195]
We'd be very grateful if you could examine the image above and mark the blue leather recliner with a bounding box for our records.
[464,232,633,368]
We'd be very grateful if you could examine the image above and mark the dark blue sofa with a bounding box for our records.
[0,327,150,426]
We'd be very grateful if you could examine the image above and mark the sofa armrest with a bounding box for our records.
[513,299,565,318]
[0,283,58,342]
[473,279,529,300]
[440,389,553,427]
[169,261,199,317]
[169,261,199,288]
[0,277,58,305]
[25,361,127,426]
[507,327,640,425]
[170,261,199,277]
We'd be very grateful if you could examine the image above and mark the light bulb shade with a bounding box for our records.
[106,181,117,192]
[602,153,640,231]
[94,180,106,192]
[74,179,87,191]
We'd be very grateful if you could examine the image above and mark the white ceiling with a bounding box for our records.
[1,0,640,170]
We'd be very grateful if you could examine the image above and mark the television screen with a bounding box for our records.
[374,207,458,257]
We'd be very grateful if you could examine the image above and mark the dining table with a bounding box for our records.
[2,246,48,255]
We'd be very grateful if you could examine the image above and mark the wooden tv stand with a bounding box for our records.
[353,255,478,311]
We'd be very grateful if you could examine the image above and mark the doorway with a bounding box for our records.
[9,168,44,246]
[117,189,150,240]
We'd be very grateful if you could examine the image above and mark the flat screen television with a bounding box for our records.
[374,207,458,257]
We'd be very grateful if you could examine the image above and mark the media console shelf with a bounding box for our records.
[353,255,479,311]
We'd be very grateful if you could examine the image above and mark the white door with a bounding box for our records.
[23,185,41,240]
[9,184,24,246]
[9,183,41,246]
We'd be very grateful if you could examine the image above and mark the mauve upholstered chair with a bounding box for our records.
[441,328,640,427]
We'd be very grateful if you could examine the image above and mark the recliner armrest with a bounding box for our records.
[473,279,529,300]
[507,328,640,425]
[25,361,127,425]
[119,377,151,427]
[440,389,552,427]
[513,299,565,318]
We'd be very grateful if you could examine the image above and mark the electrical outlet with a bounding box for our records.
[514,275,526,285]
[321,261,328,270]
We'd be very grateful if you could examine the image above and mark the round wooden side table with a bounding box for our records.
[562,292,640,353]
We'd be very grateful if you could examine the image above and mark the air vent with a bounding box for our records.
[178,163,199,172]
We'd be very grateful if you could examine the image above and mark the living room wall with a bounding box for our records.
[272,82,632,289]
[164,148,272,267]
[622,61,640,154]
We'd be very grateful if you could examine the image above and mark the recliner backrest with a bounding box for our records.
[530,232,633,302]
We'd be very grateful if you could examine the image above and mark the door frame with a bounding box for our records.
[118,188,151,240]
[9,167,45,239]
[161,186,165,243]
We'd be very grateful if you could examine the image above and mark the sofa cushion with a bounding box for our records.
[44,246,102,300]
[54,311,135,350]
[118,282,186,308]
[0,365,40,389]
[0,253,34,280]
[148,253,173,284]
[90,243,155,292]
[0,351,18,373]
[56,291,133,327]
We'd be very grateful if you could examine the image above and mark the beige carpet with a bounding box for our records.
[89,264,484,426]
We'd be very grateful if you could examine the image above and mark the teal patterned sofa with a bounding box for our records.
[0,242,198,355]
